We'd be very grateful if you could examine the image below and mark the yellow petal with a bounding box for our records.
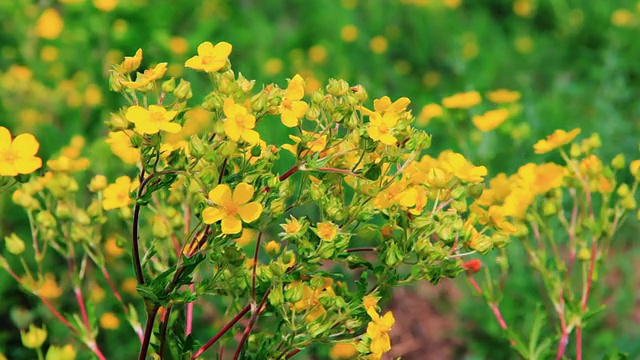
[237,202,262,223]
[135,121,160,135]
[233,182,255,204]
[12,133,40,157]
[159,122,182,134]
[197,41,215,55]
[208,184,232,205]
[291,101,309,117]
[14,157,42,174]
[0,127,11,150]
[126,106,149,124]
[281,110,299,127]
[242,129,260,145]
[202,206,224,224]
[184,56,201,69]
[221,215,242,234]
[223,119,241,141]
[214,41,232,57]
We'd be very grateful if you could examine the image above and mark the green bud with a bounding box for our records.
[4,233,25,255]
[174,79,192,100]
[250,144,262,157]
[202,92,224,112]
[269,261,285,277]
[621,195,636,210]
[250,92,269,113]
[54,202,73,220]
[351,84,368,101]
[542,201,557,216]
[270,198,285,218]
[384,241,403,267]
[189,136,207,158]
[284,283,303,303]
[130,133,144,148]
[21,324,47,349]
[468,183,485,198]
[308,321,331,338]
[161,77,176,93]
[268,285,284,306]
[450,186,466,200]
[108,71,124,92]
[611,154,625,170]
[326,78,349,96]
[70,224,92,243]
[310,91,324,104]
[617,183,630,197]
[36,211,56,228]
[237,73,255,93]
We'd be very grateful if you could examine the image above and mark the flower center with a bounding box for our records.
[0,149,18,163]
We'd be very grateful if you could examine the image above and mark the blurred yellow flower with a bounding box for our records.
[443,0,461,9]
[330,343,358,359]
[106,130,140,164]
[611,9,634,27]
[84,84,103,107]
[0,126,42,176]
[417,103,443,126]
[263,58,283,75]
[121,278,138,295]
[315,221,339,241]
[487,89,521,103]
[104,236,125,258]
[40,46,59,62]
[45,344,76,360]
[370,35,388,54]
[99,312,120,329]
[515,35,534,54]
[185,41,232,73]
[533,128,581,154]
[38,273,63,299]
[169,36,189,55]
[422,71,440,88]
[21,324,47,349]
[223,98,260,144]
[308,45,327,63]
[472,109,509,132]
[513,0,532,17]
[442,91,481,109]
[202,183,263,235]
[126,105,181,135]
[265,240,281,255]
[341,24,359,42]
[35,9,64,39]
[93,0,118,12]
[280,74,308,127]
[102,176,132,210]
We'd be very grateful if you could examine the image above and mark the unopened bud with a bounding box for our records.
[174,79,192,100]
[161,77,176,93]
[326,79,349,96]
[4,233,25,255]
[89,175,107,192]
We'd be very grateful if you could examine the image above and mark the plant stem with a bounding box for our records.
[251,232,263,302]
[139,306,159,360]
[158,305,173,359]
[232,291,271,360]
[191,304,251,359]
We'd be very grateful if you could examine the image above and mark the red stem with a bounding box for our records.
[576,237,598,360]
[191,304,251,359]
[251,232,263,301]
[555,289,569,360]
[233,291,271,360]
[186,284,195,336]
[467,276,514,345]
[285,348,301,358]
[262,165,300,193]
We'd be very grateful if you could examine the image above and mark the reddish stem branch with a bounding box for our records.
[251,232,263,302]
[262,165,300,193]
[576,237,598,360]
[191,304,251,359]
[555,290,569,360]
[233,291,271,360]
[467,276,513,344]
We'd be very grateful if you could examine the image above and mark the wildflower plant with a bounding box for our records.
[1,41,519,359]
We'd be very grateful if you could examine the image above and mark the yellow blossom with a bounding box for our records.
[102,176,132,210]
[472,109,509,132]
[439,151,487,182]
[120,48,143,74]
[104,236,125,258]
[280,74,309,127]
[280,216,304,237]
[35,9,63,39]
[121,278,138,295]
[99,312,120,329]
[330,343,358,359]
[223,98,260,144]
[265,240,281,255]
[236,228,258,246]
[37,273,63,299]
[202,183,263,234]
[93,0,118,12]
[169,37,189,55]
[373,96,410,115]
[106,131,140,164]
[45,344,76,360]
[0,126,42,176]
[21,324,47,349]
[366,306,395,359]
[315,221,339,241]
[533,128,581,154]
[363,294,381,310]
[185,41,232,73]
[487,89,521,103]
[341,24,359,42]
[122,62,167,89]
[367,111,399,145]
[126,105,181,135]
[370,35,388,54]
[417,103,443,126]
[442,91,481,109]
[263,58,283,75]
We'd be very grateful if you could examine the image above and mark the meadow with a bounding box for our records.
[1,0,639,359]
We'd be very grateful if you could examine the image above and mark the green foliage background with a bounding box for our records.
[1,0,639,358]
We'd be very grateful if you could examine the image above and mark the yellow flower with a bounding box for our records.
[35,9,64,39]
[45,344,76,360]
[93,0,118,12]
[0,126,42,176]
[487,89,521,103]
[122,62,167,89]
[370,35,388,54]
[417,103,443,126]
[236,228,258,246]
[373,96,410,115]
[121,278,138,295]
[280,216,305,237]
[263,58,283,75]
[202,183,263,235]
[223,98,260,144]
[169,37,189,55]
[119,48,143,74]
[366,307,395,359]
[472,109,509,132]
[126,105,181,135]
[282,132,327,157]
[280,74,309,127]
[21,324,47,349]
[106,131,140,164]
[104,236,125,258]
[533,128,581,154]
[439,151,487,182]
[330,343,358,359]
[102,176,132,210]
[442,91,481,109]
[37,273,63,299]
[265,240,281,255]
[99,312,120,330]
[315,221,339,241]
[185,41,232,73]
[363,294,381,310]
[341,24,359,42]
[367,111,399,145]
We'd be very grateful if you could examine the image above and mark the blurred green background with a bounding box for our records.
[1,0,640,358]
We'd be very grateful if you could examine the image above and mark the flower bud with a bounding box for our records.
[577,247,591,261]
[189,136,207,158]
[4,233,25,255]
[161,77,176,93]
[569,143,581,158]
[630,160,640,179]
[611,154,625,170]
[268,285,284,306]
[542,201,557,216]
[250,92,269,113]
[174,79,192,100]
[621,195,636,210]
[108,71,124,92]
[45,344,76,360]
[202,92,224,112]
[351,84,368,101]
[326,79,349,96]
[108,113,129,131]
[270,198,285,218]
[237,73,255,93]
[310,90,324,104]
[54,202,73,220]
[21,324,47,349]
[89,175,107,192]
[36,211,56,228]
[617,183,630,197]
[152,216,171,238]
[384,241,403,267]
[284,283,303,303]
[265,240,281,256]
[120,49,142,74]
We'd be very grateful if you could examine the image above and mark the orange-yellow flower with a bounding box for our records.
[35,9,64,39]
[416,103,443,126]
[185,41,232,73]
[122,63,167,89]
[439,151,487,183]
[366,306,395,359]
[102,176,132,210]
[126,105,181,135]
[533,128,581,154]
[487,89,521,103]
[222,98,260,144]
[120,48,143,74]
[99,312,120,330]
[367,111,399,145]
[280,74,309,127]
[314,221,339,241]
[330,343,358,359]
[472,109,509,132]
[442,91,481,109]
[106,131,140,164]
[0,126,42,176]
[202,183,263,235]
